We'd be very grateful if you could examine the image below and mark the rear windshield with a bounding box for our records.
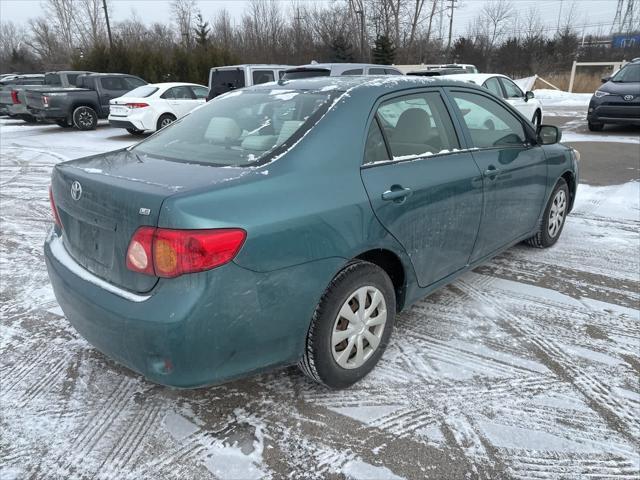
[282,69,330,80]
[125,86,159,97]
[133,90,338,167]
[45,73,61,85]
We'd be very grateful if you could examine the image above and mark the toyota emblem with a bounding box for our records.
[624,95,634,101]
[70,181,82,201]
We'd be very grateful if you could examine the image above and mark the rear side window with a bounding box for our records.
[125,77,146,89]
[368,68,386,75]
[282,69,330,80]
[364,119,389,164]
[45,73,61,86]
[126,86,158,98]
[451,91,526,148]
[342,68,363,76]
[375,92,459,159]
[483,77,503,98]
[252,70,275,85]
[162,86,195,99]
[100,77,128,90]
[500,78,523,98]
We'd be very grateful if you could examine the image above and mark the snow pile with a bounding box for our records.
[532,89,593,107]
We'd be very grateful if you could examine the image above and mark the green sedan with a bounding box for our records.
[45,76,579,389]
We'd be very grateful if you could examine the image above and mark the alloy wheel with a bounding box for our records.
[331,286,387,370]
[548,189,567,238]
[160,117,173,128]
[78,111,93,128]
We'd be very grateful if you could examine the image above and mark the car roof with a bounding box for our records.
[287,63,398,71]
[211,64,291,70]
[439,73,508,84]
[250,75,485,96]
[148,82,206,88]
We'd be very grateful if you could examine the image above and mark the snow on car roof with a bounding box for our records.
[439,73,508,84]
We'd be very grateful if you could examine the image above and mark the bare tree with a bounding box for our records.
[73,0,109,49]
[478,0,515,47]
[171,0,197,47]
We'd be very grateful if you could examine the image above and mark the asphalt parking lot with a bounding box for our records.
[1,110,639,479]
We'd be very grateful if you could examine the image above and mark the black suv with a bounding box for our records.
[588,59,640,131]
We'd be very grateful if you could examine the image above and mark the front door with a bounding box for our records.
[500,77,536,121]
[447,89,547,262]
[360,90,483,287]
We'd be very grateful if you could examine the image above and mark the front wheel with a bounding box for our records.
[72,106,97,130]
[299,261,396,389]
[532,110,541,128]
[526,179,569,248]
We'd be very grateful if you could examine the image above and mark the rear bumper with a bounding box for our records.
[108,110,155,132]
[45,229,339,388]
[108,118,139,130]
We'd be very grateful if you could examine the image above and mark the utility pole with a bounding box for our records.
[102,0,113,49]
[355,9,365,62]
[446,0,457,53]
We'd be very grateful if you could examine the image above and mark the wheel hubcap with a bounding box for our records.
[79,111,92,127]
[161,118,173,128]
[548,189,567,238]
[331,286,387,370]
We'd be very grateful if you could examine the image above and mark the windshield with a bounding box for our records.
[133,89,338,167]
[125,86,159,97]
[612,64,640,83]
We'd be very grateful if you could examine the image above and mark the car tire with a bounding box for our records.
[588,121,604,132]
[299,260,396,389]
[72,106,98,130]
[55,119,73,128]
[156,113,176,131]
[18,114,38,124]
[526,178,569,248]
[126,127,145,135]
[532,110,541,128]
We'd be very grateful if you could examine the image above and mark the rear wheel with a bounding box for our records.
[526,178,569,248]
[156,113,176,131]
[73,106,97,130]
[299,261,396,389]
[588,121,604,132]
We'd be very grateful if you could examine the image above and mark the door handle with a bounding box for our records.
[483,166,500,178]
[381,186,412,203]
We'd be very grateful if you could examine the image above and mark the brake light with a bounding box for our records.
[126,227,246,278]
[125,103,149,109]
[11,90,20,104]
[42,95,49,107]
[49,186,62,229]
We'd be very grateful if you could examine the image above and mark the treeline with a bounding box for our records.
[1,0,639,85]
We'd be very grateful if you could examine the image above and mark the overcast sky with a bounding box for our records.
[0,0,618,39]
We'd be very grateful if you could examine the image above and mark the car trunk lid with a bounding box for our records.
[52,148,249,293]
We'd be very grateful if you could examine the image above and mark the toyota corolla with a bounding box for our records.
[45,77,579,389]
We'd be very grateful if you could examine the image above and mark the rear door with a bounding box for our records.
[360,89,483,287]
[446,88,547,261]
[161,86,198,118]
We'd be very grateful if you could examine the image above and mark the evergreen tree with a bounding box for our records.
[194,13,210,48]
[371,35,395,65]
[329,34,355,62]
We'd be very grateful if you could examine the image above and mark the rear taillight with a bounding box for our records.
[125,102,149,109]
[126,227,246,278]
[49,186,62,229]
[42,95,49,107]
[11,90,20,104]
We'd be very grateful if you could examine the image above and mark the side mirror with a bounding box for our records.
[525,91,535,101]
[601,75,611,83]
[537,124,562,145]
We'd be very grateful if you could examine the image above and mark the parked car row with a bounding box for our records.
[1,62,549,136]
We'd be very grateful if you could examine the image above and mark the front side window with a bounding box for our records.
[191,86,209,99]
[368,68,386,75]
[252,70,275,85]
[133,90,337,167]
[500,78,524,98]
[483,77,504,98]
[375,92,459,159]
[162,86,194,100]
[385,69,403,75]
[451,91,526,148]
[342,68,363,76]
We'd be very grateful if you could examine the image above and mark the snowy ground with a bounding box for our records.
[1,114,639,479]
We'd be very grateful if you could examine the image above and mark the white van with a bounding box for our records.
[207,64,291,100]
